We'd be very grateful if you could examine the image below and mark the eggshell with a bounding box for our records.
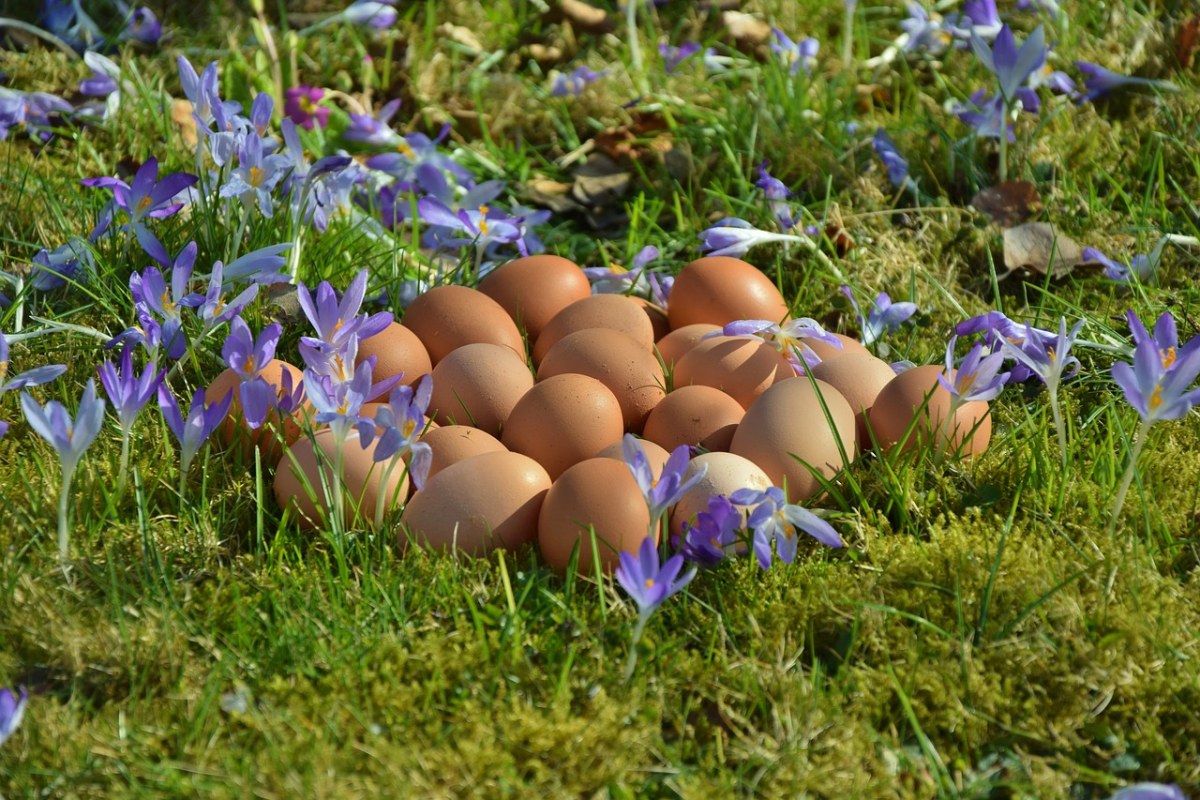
[730,377,857,502]
[355,322,432,386]
[592,438,672,477]
[402,285,525,365]
[637,299,671,341]
[867,364,992,455]
[400,451,551,555]
[428,343,533,435]
[274,429,410,531]
[532,294,654,364]
[643,385,745,453]
[667,257,789,330]
[805,332,870,363]
[673,335,796,409]
[207,359,306,464]
[669,452,772,539]
[501,373,625,479]
[418,424,507,481]
[810,353,899,448]
[538,457,652,575]
[537,329,666,432]
[478,255,592,341]
[656,323,721,370]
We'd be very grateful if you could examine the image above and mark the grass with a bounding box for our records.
[2,0,1200,796]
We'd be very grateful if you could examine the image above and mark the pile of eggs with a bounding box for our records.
[210,256,992,574]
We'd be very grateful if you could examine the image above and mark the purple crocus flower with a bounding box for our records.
[366,126,473,189]
[221,242,293,286]
[1112,311,1200,424]
[1000,318,1083,390]
[550,66,606,97]
[939,337,1009,402]
[30,238,93,291]
[158,384,234,475]
[901,1,952,54]
[698,217,813,258]
[581,246,666,300]
[344,98,402,146]
[123,7,162,45]
[130,243,201,359]
[679,494,741,567]
[342,0,398,29]
[660,42,701,73]
[221,319,282,428]
[21,378,106,565]
[357,375,434,496]
[304,358,400,443]
[0,331,67,438]
[1074,62,1179,104]
[195,262,259,333]
[219,132,289,218]
[616,534,696,620]
[98,347,164,436]
[956,89,1022,142]
[728,485,843,569]
[755,161,799,230]
[82,157,198,268]
[284,85,330,130]
[841,285,918,346]
[1017,0,1061,16]
[79,52,118,98]
[1083,246,1156,283]
[971,25,1047,102]
[417,196,523,252]
[0,687,27,748]
[770,28,819,75]
[297,269,393,358]
[1108,784,1186,800]
[872,128,911,189]
[722,317,841,371]
[622,434,707,532]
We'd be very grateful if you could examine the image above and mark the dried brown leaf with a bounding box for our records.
[971,180,1043,227]
[436,22,482,53]
[556,0,614,34]
[1002,223,1084,279]
[171,99,198,149]
[722,11,771,53]
[1178,16,1200,68]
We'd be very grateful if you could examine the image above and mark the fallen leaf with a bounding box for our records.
[593,110,672,162]
[971,181,1043,227]
[521,178,584,214]
[1178,16,1200,68]
[554,0,614,34]
[437,22,482,53]
[570,154,631,231]
[722,11,771,54]
[1002,223,1085,279]
[171,99,198,149]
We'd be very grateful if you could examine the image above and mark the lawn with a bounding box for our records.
[0,0,1198,797]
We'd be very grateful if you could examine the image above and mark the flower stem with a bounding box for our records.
[1108,418,1153,537]
[1049,389,1067,469]
[58,470,74,571]
[373,456,404,531]
[626,0,647,96]
[622,614,650,684]
[998,104,1009,183]
[117,430,132,495]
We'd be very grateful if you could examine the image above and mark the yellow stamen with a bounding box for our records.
[397,141,415,159]
[0,360,7,381]
[478,206,490,237]
[299,96,316,114]
[402,418,416,438]
[1150,384,1164,411]
[644,578,655,589]
[137,196,153,213]
[249,166,264,187]
[1161,346,1177,369]
[161,291,176,315]
[243,355,256,375]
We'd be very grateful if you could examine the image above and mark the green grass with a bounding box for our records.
[2,1,1200,796]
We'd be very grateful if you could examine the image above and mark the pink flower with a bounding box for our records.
[284,85,330,130]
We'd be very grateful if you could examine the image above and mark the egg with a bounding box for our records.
[592,437,672,476]
[400,451,551,555]
[656,323,721,370]
[805,332,870,363]
[402,285,525,365]
[637,299,671,341]
[538,457,652,575]
[867,364,992,456]
[810,353,900,448]
[642,385,745,453]
[428,343,533,435]
[207,359,306,464]
[477,254,592,341]
[418,424,507,481]
[730,377,857,502]
[501,373,625,479]
[667,256,789,330]
[537,329,666,432]
[355,322,432,386]
[274,429,409,531]
[532,294,654,364]
[672,335,795,409]
[669,452,772,539]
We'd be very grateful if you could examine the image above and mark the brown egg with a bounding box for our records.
[867,364,992,456]
[537,329,666,432]
[805,332,870,362]
[673,335,795,409]
[538,457,652,575]
[502,373,625,479]
[428,343,533,435]
[400,451,551,555]
[810,353,900,448]
[532,294,654,364]
[592,437,672,476]
[207,359,306,464]
[402,285,525,365]
[419,425,507,481]
[656,323,721,370]
[355,322,432,386]
[478,255,592,341]
[274,429,409,531]
[669,452,772,539]
[643,385,745,453]
[667,257,789,330]
[637,299,671,341]
[730,377,857,502]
